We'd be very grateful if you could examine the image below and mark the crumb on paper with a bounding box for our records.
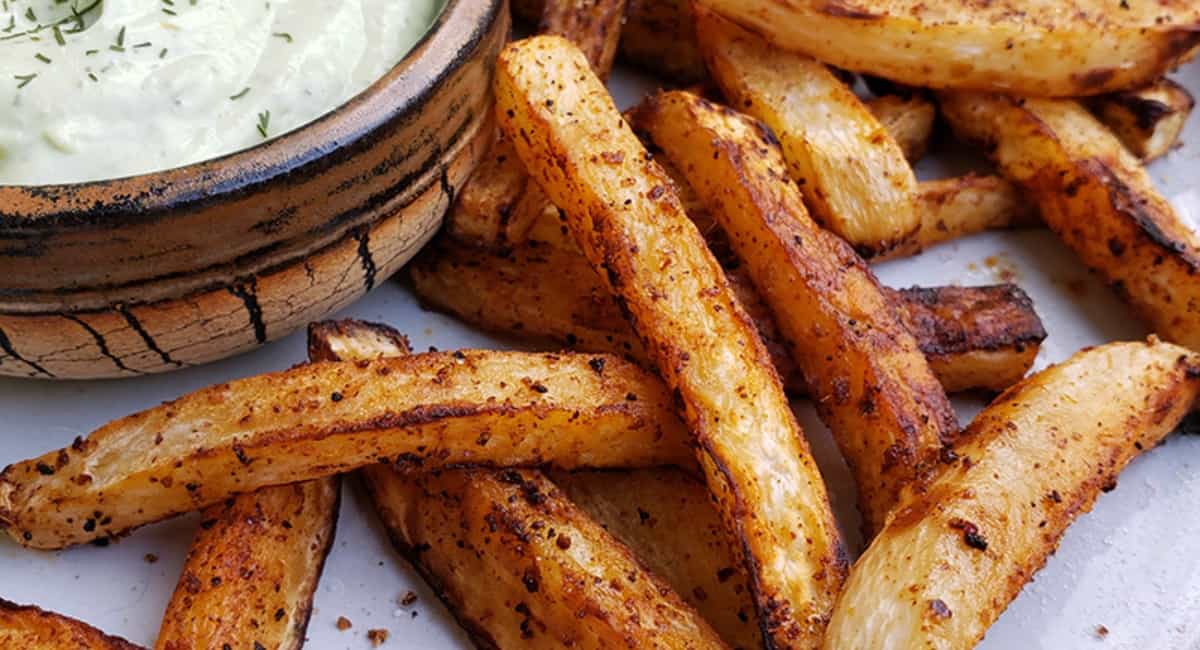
[1095,624,1109,639]
[336,616,353,631]
[983,254,1019,282]
[144,553,158,564]
[399,591,418,607]
[368,628,389,646]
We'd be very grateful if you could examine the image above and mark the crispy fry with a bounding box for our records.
[866,95,935,163]
[940,92,1200,350]
[495,36,846,647]
[552,468,759,650]
[307,322,726,649]
[0,350,693,549]
[892,285,1045,395]
[825,339,1200,649]
[447,0,626,248]
[696,0,1200,96]
[0,600,142,649]
[365,468,726,649]
[695,9,920,257]
[635,90,958,532]
[154,478,340,650]
[875,174,1040,261]
[1091,78,1195,161]
[512,0,707,82]
[409,240,1045,393]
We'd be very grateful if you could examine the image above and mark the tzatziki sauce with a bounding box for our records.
[0,0,443,185]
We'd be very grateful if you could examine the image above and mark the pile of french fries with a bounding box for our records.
[3,1,1200,648]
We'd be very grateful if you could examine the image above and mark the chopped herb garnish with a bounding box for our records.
[229,86,251,100]
[34,52,51,63]
[272,32,293,43]
[14,73,36,88]
[256,110,271,138]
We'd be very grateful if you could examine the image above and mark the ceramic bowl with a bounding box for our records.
[0,0,508,379]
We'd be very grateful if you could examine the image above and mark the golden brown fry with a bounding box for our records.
[825,339,1200,649]
[0,600,142,649]
[695,9,920,257]
[409,240,1045,393]
[307,322,726,649]
[875,174,1040,261]
[512,0,707,83]
[1091,78,1195,161]
[697,0,1200,97]
[635,90,958,533]
[0,350,693,549]
[154,479,340,650]
[552,468,759,650]
[893,285,1045,395]
[496,36,846,648]
[366,468,727,649]
[447,0,626,249]
[941,92,1200,350]
[866,95,935,163]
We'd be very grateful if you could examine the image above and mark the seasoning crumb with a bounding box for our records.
[399,591,418,607]
[336,616,352,631]
[144,553,159,564]
[1096,624,1109,639]
[367,628,389,646]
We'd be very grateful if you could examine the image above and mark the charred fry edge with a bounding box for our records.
[408,239,1046,394]
[1090,78,1195,161]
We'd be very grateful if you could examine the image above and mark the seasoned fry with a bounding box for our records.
[496,36,847,647]
[447,0,626,248]
[635,90,958,532]
[877,174,1040,261]
[512,0,707,83]
[0,350,693,549]
[154,479,340,650]
[695,9,920,257]
[696,0,1200,97]
[552,468,760,650]
[365,468,726,649]
[866,95,935,163]
[893,285,1045,395]
[1091,78,1195,161]
[825,339,1200,649]
[409,240,1045,393]
[940,92,1200,350]
[0,599,142,649]
[307,322,726,649]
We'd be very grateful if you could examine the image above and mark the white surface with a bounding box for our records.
[2,61,1200,649]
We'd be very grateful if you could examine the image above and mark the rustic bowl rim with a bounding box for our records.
[0,0,503,226]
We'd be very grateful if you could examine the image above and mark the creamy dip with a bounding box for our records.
[0,0,442,185]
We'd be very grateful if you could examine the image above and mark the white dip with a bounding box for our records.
[0,0,443,185]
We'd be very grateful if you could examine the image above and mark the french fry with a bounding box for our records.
[409,240,1046,394]
[306,321,726,649]
[696,0,1200,97]
[495,36,847,648]
[447,0,627,249]
[154,478,340,650]
[866,95,935,163]
[511,0,707,83]
[877,174,1040,261]
[940,92,1200,350]
[1091,78,1195,161]
[695,9,920,257]
[0,350,693,549]
[365,468,726,648]
[551,468,760,649]
[825,339,1200,649]
[892,285,1045,395]
[0,599,142,649]
[634,90,958,532]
